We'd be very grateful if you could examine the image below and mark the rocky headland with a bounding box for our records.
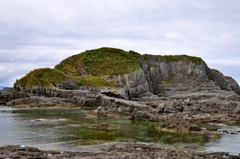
[1,47,240,157]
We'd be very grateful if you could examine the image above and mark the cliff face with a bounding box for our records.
[111,54,239,98]
[1,47,240,108]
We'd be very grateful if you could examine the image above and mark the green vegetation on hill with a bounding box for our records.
[83,76,115,88]
[159,55,203,64]
[15,68,69,87]
[16,47,142,87]
[15,68,116,88]
[15,47,204,88]
[79,76,116,88]
[55,47,141,76]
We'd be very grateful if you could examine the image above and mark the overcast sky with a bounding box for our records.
[0,0,240,87]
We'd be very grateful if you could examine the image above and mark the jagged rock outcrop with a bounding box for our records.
[112,68,150,98]
[0,87,28,105]
[209,69,240,94]
[138,55,210,94]
[110,54,239,99]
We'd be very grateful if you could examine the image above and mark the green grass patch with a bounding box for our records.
[15,68,69,87]
[55,47,141,76]
[81,76,116,88]
[159,55,203,64]
[15,68,115,88]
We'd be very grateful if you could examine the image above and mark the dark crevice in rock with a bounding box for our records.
[101,92,125,99]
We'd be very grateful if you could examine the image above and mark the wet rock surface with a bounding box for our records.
[1,144,239,159]
[85,92,240,133]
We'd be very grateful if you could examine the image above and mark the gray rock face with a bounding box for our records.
[110,55,239,98]
[8,86,103,108]
[208,69,240,94]
[0,87,28,105]
[55,80,81,90]
[113,69,150,98]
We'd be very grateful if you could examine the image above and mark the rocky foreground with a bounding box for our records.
[1,143,240,159]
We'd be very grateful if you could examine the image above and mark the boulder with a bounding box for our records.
[152,104,165,114]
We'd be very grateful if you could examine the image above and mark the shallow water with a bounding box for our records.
[205,124,240,155]
[0,106,239,155]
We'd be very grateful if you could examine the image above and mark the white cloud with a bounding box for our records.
[0,0,240,86]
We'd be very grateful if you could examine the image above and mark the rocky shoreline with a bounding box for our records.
[87,91,240,133]
[1,143,240,159]
[1,84,240,157]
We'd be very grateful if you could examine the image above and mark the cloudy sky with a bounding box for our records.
[0,0,240,87]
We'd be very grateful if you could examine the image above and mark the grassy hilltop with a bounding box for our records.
[15,47,202,88]
[55,47,141,76]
